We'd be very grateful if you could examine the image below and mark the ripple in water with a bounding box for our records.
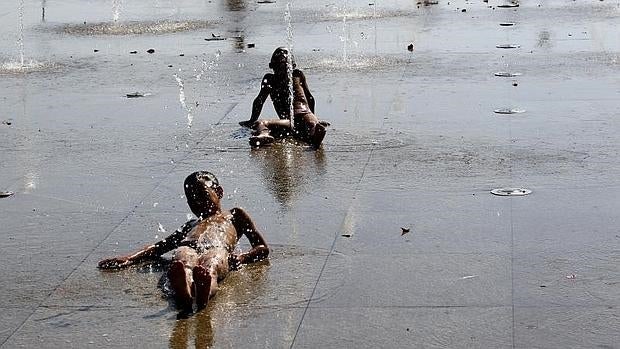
[54,20,215,36]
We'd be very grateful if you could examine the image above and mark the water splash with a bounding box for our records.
[173,73,194,129]
[2,0,47,73]
[339,15,348,64]
[195,50,221,81]
[57,20,214,36]
[112,0,122,23]
[18,0,25,66]
[284,2,295,129]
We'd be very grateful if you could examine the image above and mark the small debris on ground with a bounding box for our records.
[407,43,414,52]
[146,48,155,54]
[400,227,410,235]
[129,50,137,54]
[0,191,15,198]
[126,92,147,98]
[257,0,276,3]
[461,275,478,280]
[205,33,226,41]
[2,120,12,126]
[247,43,255,48]
[341,233,352,238]
[566,274,577,279]
[93,49,99,52]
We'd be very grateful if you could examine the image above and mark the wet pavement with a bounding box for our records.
[1,0,619,348]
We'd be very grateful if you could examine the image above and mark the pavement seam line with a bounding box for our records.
[288,62,404,347]
[289,145,375,349]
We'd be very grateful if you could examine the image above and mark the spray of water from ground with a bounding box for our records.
[0,0,48,73]
[112,0,122,23]
[284,1,295,130]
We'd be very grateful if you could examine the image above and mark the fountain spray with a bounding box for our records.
[284,1,295,131]
[18,0,25,67]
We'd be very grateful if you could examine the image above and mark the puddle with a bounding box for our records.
[491,187,532,196]
[496,44,521,49]
[210,127,412,153]
[494,108,525,114]
[305,54,411,72]
[494,72,522,77]
[158,244,350,309]
[50,20,216,36]
[307,8,416,22]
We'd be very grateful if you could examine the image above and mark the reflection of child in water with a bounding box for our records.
[98,171,269,314]
[239,47,328,148]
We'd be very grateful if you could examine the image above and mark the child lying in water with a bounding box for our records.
[239,47,328,148]
[98,171,269,314]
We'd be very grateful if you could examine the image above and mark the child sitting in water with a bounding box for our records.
[98,171,269,314]
[239,47,328,148]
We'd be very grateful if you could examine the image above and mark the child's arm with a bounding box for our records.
[98,220,195,269]
[229,207,269,267]
[296,70,315,113]
[239,74,273,127]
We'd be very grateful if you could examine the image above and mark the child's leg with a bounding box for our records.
[296,113,326,147]
[311,123,327,147]
[193,249,229,310]
[168,247,198,311]
[250,119,291,147]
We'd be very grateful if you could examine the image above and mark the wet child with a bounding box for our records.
[239,47,328,148]
[98,171,269,314]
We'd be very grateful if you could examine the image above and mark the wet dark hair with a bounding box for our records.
[269,47,296,69]
[184,171,223,199]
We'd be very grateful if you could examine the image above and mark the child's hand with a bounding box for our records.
[98,257,130,269]
[228,253,245,271]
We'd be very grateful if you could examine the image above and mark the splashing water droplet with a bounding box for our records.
[112,0,122,23]
[173,73,193,129]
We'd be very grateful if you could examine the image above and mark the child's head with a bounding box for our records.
[184,171,224,217]
[269,47,296,71]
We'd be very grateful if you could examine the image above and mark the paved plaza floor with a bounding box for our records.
[1,0,619,347]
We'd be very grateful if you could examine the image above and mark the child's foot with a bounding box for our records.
[193,266,212,311]
[169,261,193,312]
[310,124,326,148]
[249,134,275,147]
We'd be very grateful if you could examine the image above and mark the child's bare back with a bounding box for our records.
[239,47,328,148]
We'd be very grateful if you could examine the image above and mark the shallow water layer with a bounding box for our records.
[1,0,620,348]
